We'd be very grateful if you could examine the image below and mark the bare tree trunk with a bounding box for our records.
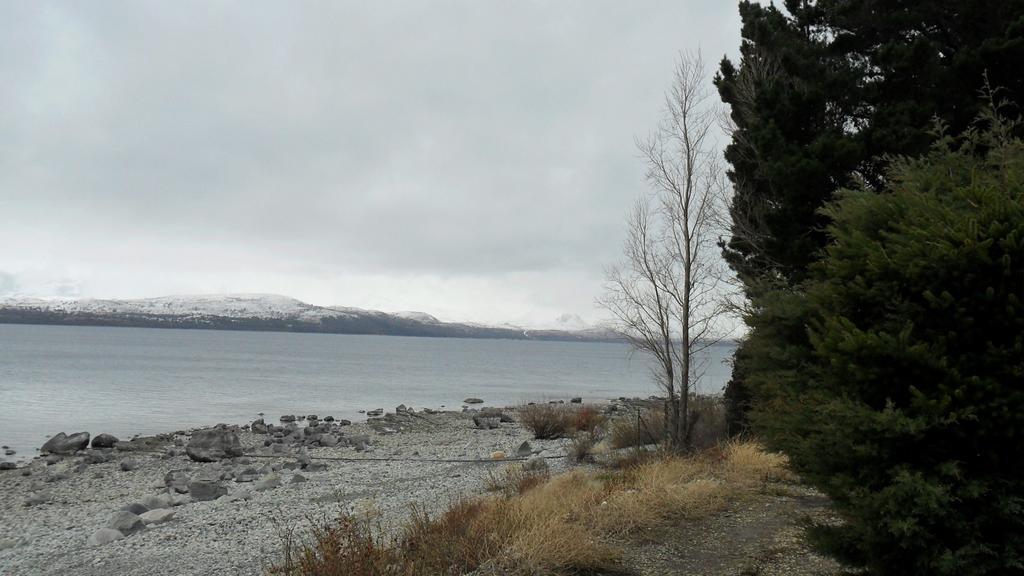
[600,51,734,453]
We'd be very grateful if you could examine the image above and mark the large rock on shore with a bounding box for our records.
[189,479,227,501]
[41,432,90,454]
[91,433,119,449]
[250,419,269,434]
[186,429,243,462]
[139,509,175,525]
[164,470,191,493]
[106,511,145,536]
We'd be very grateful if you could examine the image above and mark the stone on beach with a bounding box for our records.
[91,433,119,449]
[122,502,148,515]
[88,528,125,547]
[463,397,484,404]
[120,458,139,471]
[254,473,281,491]
[164,469,191,493]
[516,441,533,458]
[0,462,16,471]
[189,478,228,501]
[473,416,500,430]
[319,434,339,447]
[106,511,146,535]
[141,493,175,510]
[250,419,269,434]
[41,431,91,454]
[480,407,514,422]
[139,508,176,525]
[490,451,507,460]
[186,428,243,462]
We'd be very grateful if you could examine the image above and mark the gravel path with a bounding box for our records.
[620,485,845,576]
[0,410,572,576]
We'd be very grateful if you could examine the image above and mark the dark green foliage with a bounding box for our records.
[717,0,1024,286]
[717,0,1024,464]
[749,121,1024,575]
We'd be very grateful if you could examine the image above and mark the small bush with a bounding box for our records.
[518,404,574,439]
[571,405,607,433]
[519,403,607,440]
[687,395,728,450]
[569,432,599,462]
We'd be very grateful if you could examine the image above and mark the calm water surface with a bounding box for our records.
[0,324,735,462]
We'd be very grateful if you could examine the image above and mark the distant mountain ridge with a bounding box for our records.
[0,294,619,342]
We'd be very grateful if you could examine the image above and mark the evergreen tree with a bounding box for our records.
[718,0,1024,440]
[749,117,1024,575]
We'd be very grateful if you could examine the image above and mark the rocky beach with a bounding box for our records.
[0,403,583,576]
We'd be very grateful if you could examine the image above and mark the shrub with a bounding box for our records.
[518,403,608,440]
[569,431,599,462]
[571,405,607,434]
[747,120,1024,575]
[518,404,574,439]
[687,395,728,450]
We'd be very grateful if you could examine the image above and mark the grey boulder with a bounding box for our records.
[139,508,176,525]
[141,494,174,510]
[91,433,119,449]
[463,398,484,404]
[164,470,191,493]
[88,528,125,546]
[473,416,500,430]
[250,419,268,434]
[41,432,90,454]
[254,473,281,491]
[186,429,243,462]
[188,479,227,501]
[121,502,148,515]
[106,511,145,536]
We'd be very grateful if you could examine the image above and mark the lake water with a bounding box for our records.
[0,324,735,462]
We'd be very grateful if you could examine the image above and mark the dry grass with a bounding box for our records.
[609,407,666,448]
[608,396,728,451]
[518,403,607,440]
[485,462,551,496]
[271,440,792,576]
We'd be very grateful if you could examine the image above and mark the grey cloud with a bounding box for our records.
[0,1,744,323]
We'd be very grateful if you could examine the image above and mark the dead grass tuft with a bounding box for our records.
[272,440,792,576]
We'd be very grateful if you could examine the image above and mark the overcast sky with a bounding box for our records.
[1,1,747,327]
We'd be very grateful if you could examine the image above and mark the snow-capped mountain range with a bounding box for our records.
[0,294,616,342]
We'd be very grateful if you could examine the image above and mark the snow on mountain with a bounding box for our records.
[0,294,358,322]
[393,311,441,324]
[0,294,618,340]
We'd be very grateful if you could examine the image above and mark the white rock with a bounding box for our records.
[139,508,176,525]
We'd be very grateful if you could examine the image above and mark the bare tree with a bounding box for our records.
[600,52,732,451]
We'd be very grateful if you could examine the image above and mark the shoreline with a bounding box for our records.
[0,403,602,576]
